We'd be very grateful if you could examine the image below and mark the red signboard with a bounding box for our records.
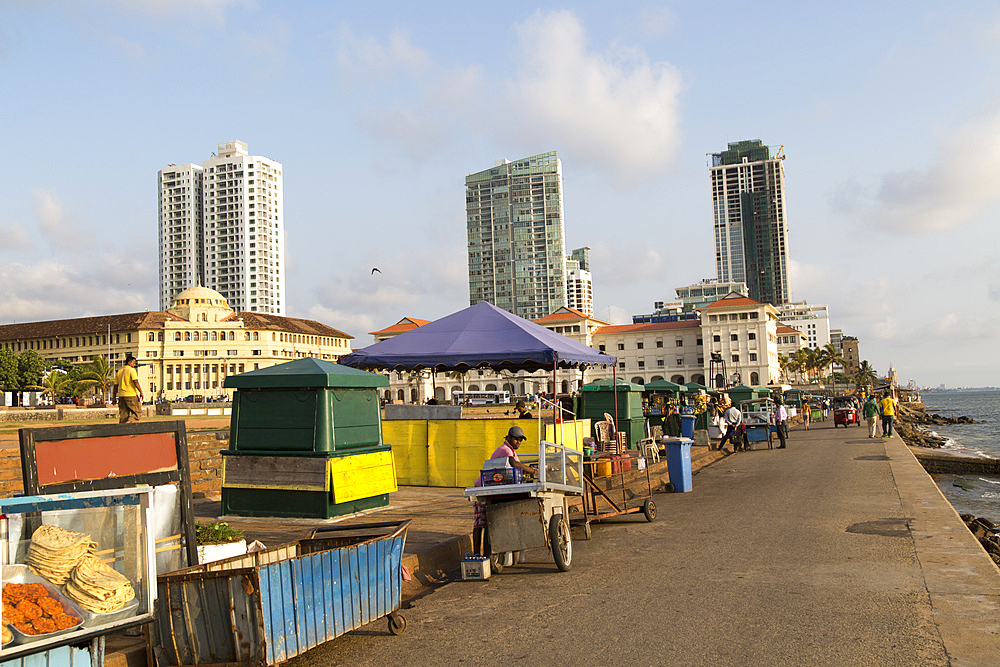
[34,432,179,485]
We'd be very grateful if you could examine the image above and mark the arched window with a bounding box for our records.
[485,383,497,391]
[244,332,251,341]
[434,387,445,401]
[502,383,515,394]
[650,376,664,382]
[147,332,155,342]
[228,332,234,341]
[175,332,181,341]
[211,332,218,341]
[252,332,259,341]
[192,332,200,341]
[397,389,405,402]
[671,375,685,384]
[693,374,705,385]
[714,374,725,389]
[185,332,191,341]
[410,389,418,403]
[631,377,644,385]
[468,385,481,392]
[750,372,759,385]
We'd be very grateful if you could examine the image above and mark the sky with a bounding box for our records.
[2,1,999,388]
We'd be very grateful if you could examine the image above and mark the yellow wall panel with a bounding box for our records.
[329,451,398,503]
[383,421,429,486]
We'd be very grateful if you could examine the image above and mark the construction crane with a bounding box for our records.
[774,145,785,160]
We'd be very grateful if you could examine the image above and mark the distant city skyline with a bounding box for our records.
[2,3,999,387]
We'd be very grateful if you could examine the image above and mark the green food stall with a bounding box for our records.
[578,377,646,447]
[221,357,394,518]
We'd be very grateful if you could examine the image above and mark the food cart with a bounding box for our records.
[464,441,582,572]
[0,488,156,664]
[832,396,859,427]
[740,398,774,450]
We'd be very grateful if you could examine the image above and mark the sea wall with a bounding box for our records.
[908,448,1000,475]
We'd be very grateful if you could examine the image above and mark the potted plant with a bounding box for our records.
[195,521,247,564]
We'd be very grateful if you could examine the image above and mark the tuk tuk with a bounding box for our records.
[832,396,859,427]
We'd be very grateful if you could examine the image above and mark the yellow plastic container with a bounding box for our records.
[594,459,612,477]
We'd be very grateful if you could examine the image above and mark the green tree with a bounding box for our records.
[17,350,45,391]
[39,370,73,404]
[0,348,17,390]
[854,360,878,391]
[76,355,115,404]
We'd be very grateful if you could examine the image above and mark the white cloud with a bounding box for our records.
[32,189,93,252]
[501,10,683,177]
[0,257,150,324]
[0,222,31,252]
[335,25,432,81]
[97,0,252,22]
[335,10,684,178]
[851,110,1000,232]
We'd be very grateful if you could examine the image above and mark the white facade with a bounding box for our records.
[565,266,593,317]
[591,321,706,386]
[158,141,285,315]
[776,301,830,350]
[158,164,204,310]
[701,294,781,387]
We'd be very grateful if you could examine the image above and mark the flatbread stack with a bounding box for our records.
[63,555,135,614]
[27,525,98,585]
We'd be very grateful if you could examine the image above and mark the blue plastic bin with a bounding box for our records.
[663,438,693,492]
[680,414,696,439]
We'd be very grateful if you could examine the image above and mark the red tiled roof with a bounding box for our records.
[222,312,353,339]
[534,307,592,323]
[776,325,803,335]
[369,317,431,336]
[702,295,763,309]
[593,320,701,335]
[0,312,186,341]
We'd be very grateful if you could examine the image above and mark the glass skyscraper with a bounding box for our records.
[465,151,567,320]
[710,140,790,306]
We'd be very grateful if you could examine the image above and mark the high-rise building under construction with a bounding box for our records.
[465,151,567,320]
[710,140,790,306]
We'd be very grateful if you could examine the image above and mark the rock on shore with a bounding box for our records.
[960,514,1000,568]
[895,402,980,450]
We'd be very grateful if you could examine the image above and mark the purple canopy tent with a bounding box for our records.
[339,302,617,418]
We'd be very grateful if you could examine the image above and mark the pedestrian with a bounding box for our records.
[471,426,539,555]
[719,401,743,453]
[863,395,880,438]
[880,393,899,437]
[111,354,144,424]
[802,398,812,431]
[515,400,534,419]
[774,399,788,448]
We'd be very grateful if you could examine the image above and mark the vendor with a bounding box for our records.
[472,426,539,554]
[515,400,534,419]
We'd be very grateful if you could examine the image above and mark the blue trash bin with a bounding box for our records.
[663,437,693,492]
[680,414,696,439]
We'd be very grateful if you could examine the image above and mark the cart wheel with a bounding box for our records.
[388,613,406,635]
[549,515,572,571]
[643,498,657,522]
[489,553,504,573]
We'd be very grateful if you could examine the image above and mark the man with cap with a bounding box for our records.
[472,425,539,555]
[111,354,144,424]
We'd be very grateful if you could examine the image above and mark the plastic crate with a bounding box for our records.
[480,467,523,486]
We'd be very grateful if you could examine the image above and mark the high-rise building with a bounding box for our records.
[465,151,567,320]
[158,141,285,314]
[710,140,790,306]
[158,163,204,311]
[777,301,830,350]
[565,247,593,317]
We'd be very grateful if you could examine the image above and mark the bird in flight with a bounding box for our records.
[371,267,381,274]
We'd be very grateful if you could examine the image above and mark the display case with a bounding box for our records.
[0,488,155,661]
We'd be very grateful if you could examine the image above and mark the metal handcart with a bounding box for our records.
[574,448,657,539]
[464,441,583,572]
[740,398,775,450]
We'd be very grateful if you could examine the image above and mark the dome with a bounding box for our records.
[168,284,233,322]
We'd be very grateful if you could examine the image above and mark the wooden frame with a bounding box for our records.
[18,420,199,568]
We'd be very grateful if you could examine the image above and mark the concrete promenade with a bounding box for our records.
[108,424,1000,665]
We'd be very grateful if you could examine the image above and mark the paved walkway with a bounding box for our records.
[110,427,1000,665]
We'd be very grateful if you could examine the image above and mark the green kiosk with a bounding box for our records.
[579,377,646,447]
[221,357,393,518]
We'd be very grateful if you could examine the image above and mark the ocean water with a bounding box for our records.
[920,389,1000,521]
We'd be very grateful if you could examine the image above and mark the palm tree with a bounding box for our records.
[76,355,115,404]
[778,354,791,383]
[38,370,73,405]
[818,344,846,393]
[854,360,878,391]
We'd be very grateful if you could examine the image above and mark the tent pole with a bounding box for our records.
[613,363,620,448]
[553,360,558,426]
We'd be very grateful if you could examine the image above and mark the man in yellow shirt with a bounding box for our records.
[879,393,898,437]
[111,354,144,423]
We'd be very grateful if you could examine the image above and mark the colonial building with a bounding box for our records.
[700,293,781,387]
[0,286,351,402]
[590,320,705,386]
